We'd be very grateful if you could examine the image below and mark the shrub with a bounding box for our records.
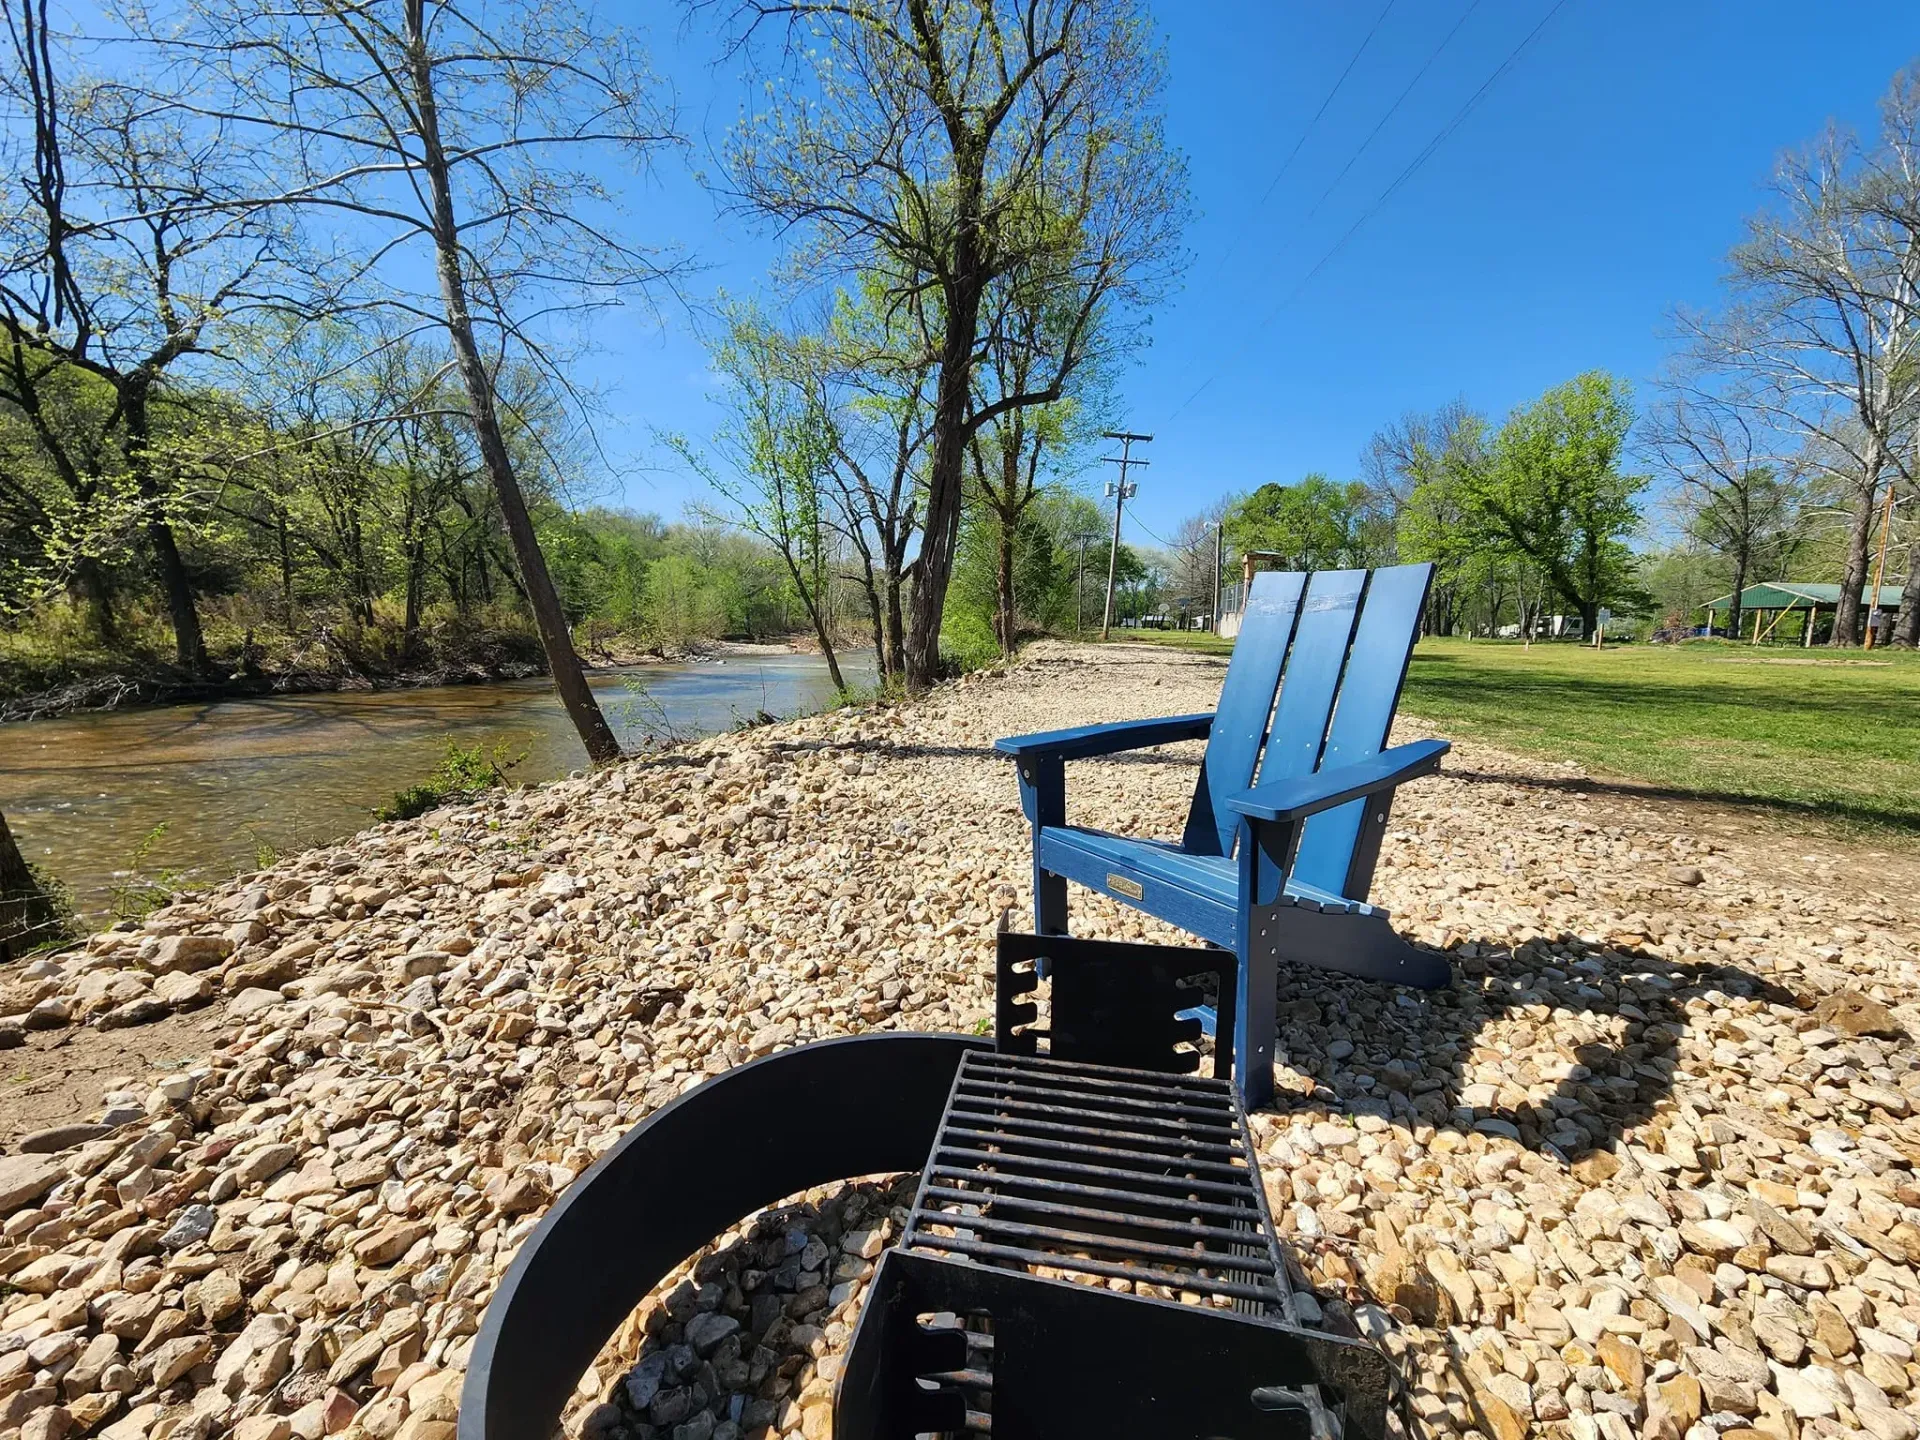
[377,740,518,822]
[939,608,1002,674]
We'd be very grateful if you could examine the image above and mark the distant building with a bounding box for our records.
[1702,582,1904,645]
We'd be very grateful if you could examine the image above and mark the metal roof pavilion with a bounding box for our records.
[1703,582,1904,612]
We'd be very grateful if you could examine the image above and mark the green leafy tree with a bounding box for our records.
[1223,475,1387,571]
[642,553,730,651]
[1463,372,1651,634]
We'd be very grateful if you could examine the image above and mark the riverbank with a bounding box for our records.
[0,630,804,724]
[1,642,1917,1440]
[1,648,866,922]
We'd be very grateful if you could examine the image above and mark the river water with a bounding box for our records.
[1,651,870,921]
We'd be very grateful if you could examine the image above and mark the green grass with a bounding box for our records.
[1099,631,1920,840]
[1402,638,1920,837]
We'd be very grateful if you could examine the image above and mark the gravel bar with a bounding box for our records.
[1,641,1916,1440]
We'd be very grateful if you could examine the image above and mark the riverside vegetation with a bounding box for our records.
[0,644,1914,1440]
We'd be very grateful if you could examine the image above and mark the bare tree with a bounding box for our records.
[717,0,1186,688]
[965,269,1100,654]
[143,0,683,761]
[1362,401,1491,636]
[1163,509,1221,628]
[811,283,935,685]
[0,1,291,668]
[1677,65,1920,645]
[1857,79,1920,644]
[1644,392,1807,639]
[674,306,848,691]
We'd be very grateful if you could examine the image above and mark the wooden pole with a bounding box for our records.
[1098,432,1148,640]
[1757,601,1795,645]
[1211,524,1223,634]
[1074,539,1086,635]
[1866,477,1897,650]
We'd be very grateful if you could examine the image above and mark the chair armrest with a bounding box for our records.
[994,713,1215,761]
[1225,739,1450,824]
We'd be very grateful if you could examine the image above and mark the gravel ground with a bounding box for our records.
[1,640,1917,1440]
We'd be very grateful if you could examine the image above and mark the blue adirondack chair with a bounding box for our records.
[995,564,1451,1105]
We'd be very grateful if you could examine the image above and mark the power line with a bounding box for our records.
[1168,0,1573,424]
[1126,511,1178,548]
[1214,0,1400,271]
[1301,0,1486,226]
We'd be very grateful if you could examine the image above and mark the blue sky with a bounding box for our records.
[592,1,1920,551]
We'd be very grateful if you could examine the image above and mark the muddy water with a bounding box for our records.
[1,652,871,920]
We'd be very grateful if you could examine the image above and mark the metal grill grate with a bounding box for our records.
[833,935,1392,1440]
[904,1048,1290,1315]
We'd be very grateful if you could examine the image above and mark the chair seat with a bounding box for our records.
[1038,826,1380,951]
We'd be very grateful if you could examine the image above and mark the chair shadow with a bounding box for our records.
[1263,939,1802,1163]
[1444,764,1920,838]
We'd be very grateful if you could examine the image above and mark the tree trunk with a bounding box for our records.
[799,584,846,693]
[884,550,908,682]
[1831,460,1881,646]
[402,535,427,662]
[1727,548,1748,644]
[861,575,886,679]
[904,284,983,689]
[0,810,59,962]
[995,516,1017,654]
[404,1,619,765]
[277,509,296,626]
[122,382,208,674]
[349,516,376,627]
[69,557,115,644]
[1894,539,1920,647]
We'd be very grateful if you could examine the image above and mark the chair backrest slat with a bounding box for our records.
[1254,569,1367,787]
[1291,564,1434,896]
[1181,570,1304,856]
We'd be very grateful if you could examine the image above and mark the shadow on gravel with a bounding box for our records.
[1446,764,1920,838]
[809,737,1809,1163]
[1268,943,1804,1163]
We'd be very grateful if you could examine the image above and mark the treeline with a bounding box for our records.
[0,329,800,694]
[1128,362,1893,646]
[0,0,1189,754]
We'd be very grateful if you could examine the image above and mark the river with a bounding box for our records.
[1,650,871,921]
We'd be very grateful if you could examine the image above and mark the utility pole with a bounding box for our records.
[1866,476,1897,650]
[1211,522,1223,633]
[1074,538,1089,635]
[1100,432,1150,640]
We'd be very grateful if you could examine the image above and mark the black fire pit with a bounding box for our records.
[459,933,1392,1440]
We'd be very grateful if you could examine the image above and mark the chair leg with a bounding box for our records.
[1034,868,1068,937]
[1232,933,1277,1109]
[1030,867,1070,980]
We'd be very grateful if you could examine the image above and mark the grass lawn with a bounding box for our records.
[1103,631,1920,839]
